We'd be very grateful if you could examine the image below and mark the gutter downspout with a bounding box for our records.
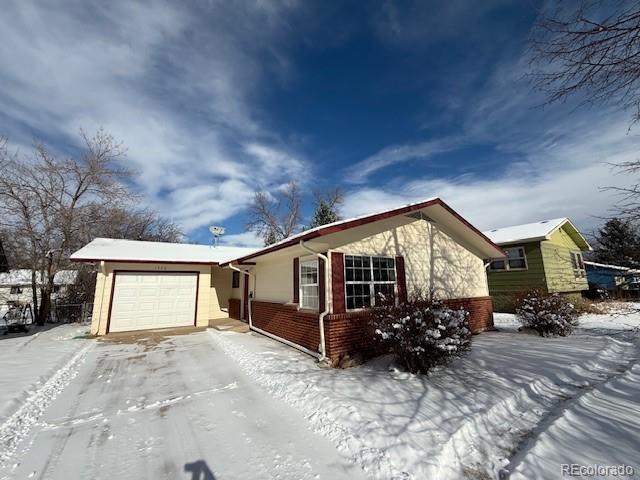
[227,263,321,359]
[299,240,328,362]
[96,260,107,335]
[228,264,254,329]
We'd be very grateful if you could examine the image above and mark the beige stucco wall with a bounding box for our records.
[333,220,489,300]
[90,262,215,336]
[210,266,233,320]
[247,219,489,311]
[251,255,296,304]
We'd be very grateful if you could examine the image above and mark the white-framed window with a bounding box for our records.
[344,255,396,310]
[570,251,586,278]
[299,259,319,310]
[490,247,528,271]
[10,286,22,294]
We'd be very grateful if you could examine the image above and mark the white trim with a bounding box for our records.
[299,258,319,311]
[250,325,321,359]
[489,246,528,272]
[343,254,397,311]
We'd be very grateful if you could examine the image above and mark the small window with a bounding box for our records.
[490,247,527,271]
[299,260,319,310]
[52,285,61,293]
[10,286,22,294]
[231,271,240,288]
[570,252,586,278]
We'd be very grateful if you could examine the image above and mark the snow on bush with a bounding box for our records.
[370,297,471,374]
[515,290,578,337]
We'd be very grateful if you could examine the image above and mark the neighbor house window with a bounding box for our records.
[345,255,396,310]
[570,252,586,278]
[10,286,22,294]
[299,259,319,310]
[490,247,527,271]
[231,271,240,288]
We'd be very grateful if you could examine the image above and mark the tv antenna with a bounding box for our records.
[209,226,225,247]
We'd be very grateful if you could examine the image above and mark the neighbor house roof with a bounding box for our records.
[221,197,506,265]
[584,261,630,272]
[0,269,77,287]
[70,238,256,265]
[483,218,592,250]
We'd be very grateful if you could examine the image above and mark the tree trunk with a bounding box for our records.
[30,268,39,322]
[37,287,51,325]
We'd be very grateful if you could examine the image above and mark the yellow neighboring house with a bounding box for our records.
[483,218,592,311]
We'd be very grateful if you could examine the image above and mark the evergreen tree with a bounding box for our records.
[308,188,344,229]
[592,219,640,268]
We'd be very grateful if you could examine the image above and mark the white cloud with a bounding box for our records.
[0,0,308,234]
[219,231,265,248]
[344,137,464,184]
[342,156,630,237]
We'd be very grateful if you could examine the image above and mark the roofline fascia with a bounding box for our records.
[69,258,220,265]
[221,198,505,265]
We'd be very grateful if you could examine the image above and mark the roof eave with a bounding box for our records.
[221,198,505,264]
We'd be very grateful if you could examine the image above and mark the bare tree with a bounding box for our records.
[245,181,302,245]
[0,129,132,324]
[529,1,640,123]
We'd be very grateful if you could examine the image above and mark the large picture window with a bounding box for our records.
[489,247,527,271]
[345,255,396,310]
[299,259,319,310]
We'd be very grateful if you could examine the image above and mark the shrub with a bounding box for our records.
[514,290,579,337]
[370,297,471,374]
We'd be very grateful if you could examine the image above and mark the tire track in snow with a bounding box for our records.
[0,341,93,469]
[432,336,636,479]
[499,339,639,479]
[208,330,411,480]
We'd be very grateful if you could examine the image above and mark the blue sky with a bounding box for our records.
[1,1,637,247]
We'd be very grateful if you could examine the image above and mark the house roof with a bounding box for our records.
[482,218,592,250]
[221,197,505,265]
[0,269,77,286]
[70,238,256,265]
[584,261,630,272]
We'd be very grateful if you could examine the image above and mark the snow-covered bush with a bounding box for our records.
[515,290,578,337]
[370,297,471,374]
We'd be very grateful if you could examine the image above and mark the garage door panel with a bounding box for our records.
[109,272,198,333]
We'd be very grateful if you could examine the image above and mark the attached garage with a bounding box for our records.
[69,238,255,335]
[108,272,198,332]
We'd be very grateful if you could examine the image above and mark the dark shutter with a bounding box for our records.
[395,256,408,304]
[318,254,326,312]
[293,257,299,303]
[331,252,345,313]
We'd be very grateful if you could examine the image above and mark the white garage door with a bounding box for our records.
[109,272,198,333]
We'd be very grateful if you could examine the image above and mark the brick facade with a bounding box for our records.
[442,296,494,333]
[249,296,494,361]
[251,301,320,352]
[228,298,241,320]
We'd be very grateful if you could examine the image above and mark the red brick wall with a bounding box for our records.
[228,298,241,320]
[251,301,320,352]
[324,296,494,359]
[442,296,494,333]
[250,297,494,362]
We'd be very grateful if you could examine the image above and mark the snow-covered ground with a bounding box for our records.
[211,307,640,479]
[0,307,638,479]
[0,327,364,480]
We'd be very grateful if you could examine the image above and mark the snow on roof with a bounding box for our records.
[70,238,257,264]
[244,197,438,253]
[483,218,568,245]
[0,269,78,286]
[222,197,505,264]
[584,261,630,271]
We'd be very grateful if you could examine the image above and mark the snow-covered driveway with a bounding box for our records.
[0,328,365,480]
